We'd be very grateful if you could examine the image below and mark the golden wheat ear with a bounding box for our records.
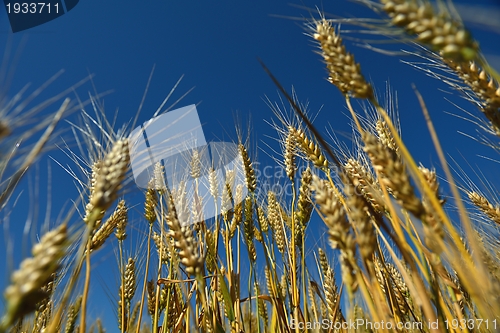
[312,18,374,99]
[0,224,68,332]
[468,191,500,226]
[90,139,130,214]
[90,199,127,251]
[311,175,358,296]
[267,190,285,254]
[362,132,425,217]
[64,295,82,333]
[379,0,478,61]
[445,60,500,136]
[317,248,342,322]
[165,193,204,276]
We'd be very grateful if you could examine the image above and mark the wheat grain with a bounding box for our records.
[344,158,384,213]
[294,167,313,248]
[165,193,204,275]
[345,182,376,261]
[256,205,269,234]
[117,289,128,332]
[312,176,358,292]
[1,224,68,329]
[146,280,156,316]
[445,60,500,135]
[90,139,130,212]
[208,167,218,199]
[312,18,373,99]
[243,197,257,262]
[190,150,201,179]
[65,296,82,333]
[144,182,158,224]
[124,258,136,301]
[380,0,478,61]
[468,191,500,225]
[280,274,289,302]
[284,129,297,180]
[153,161,167,193]
[295,167,313,226]
[127,301,140,332]
[386,263,410,315]
[91,200,127,251]
[239,144,257,193]
[318,248,329,277]
[312,176,348,250]
[289,126,328,169]
[229,184,244,239]
[268,191,285,254]
[419,166,445,251]
[152,232,169,263]
[363,132,424,216]
[323,267,339,322]
[376,119,399,154]
[264,267,273,297]
[84,160,103,225]
[33,274,56,333]
[172,181,190,226]
[205,229,216,273]
[114,200,128,241]
[375,258,410,317]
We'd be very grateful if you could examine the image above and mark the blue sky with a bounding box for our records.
[1,0,500,330]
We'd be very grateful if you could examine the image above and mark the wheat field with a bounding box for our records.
[1,1,500,332]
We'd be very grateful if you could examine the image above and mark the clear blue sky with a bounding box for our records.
[1,0,499,330]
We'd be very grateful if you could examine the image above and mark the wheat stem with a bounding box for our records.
[135,224,153,333]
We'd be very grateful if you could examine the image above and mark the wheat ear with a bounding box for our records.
[243,196,257,262]
[90,139,130,213]
[284,129,297,180]
[445,60,500,135]
[268,191,285,254]
[344,158,384,213]
[239,143,257,193]
[294,167,313,249]
[317,249,340,322]
[362,132,424,217]
[468,191,500,226]
[380,0,478,61]
[312,176,358,293]
[64,296,82,333]
[289,126,328,169]
[312,18,373,99]
[91,200,127,251]
[1,224,68,331]
[166,193,204,275]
